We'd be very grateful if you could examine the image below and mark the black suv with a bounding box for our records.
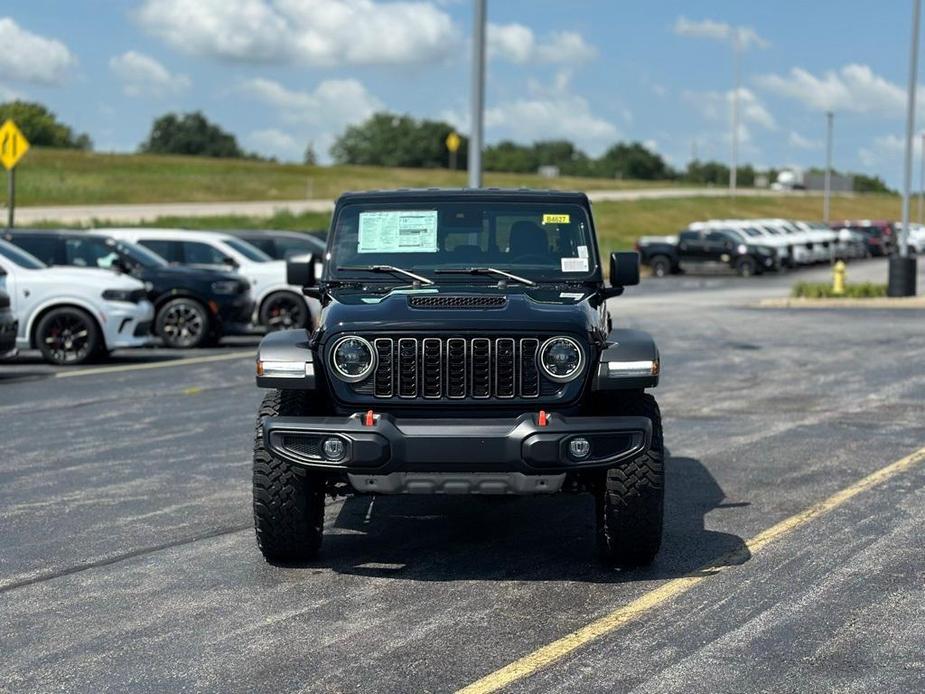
[4,230,254,348]
[236,230,326,260]
[251,189,664,567]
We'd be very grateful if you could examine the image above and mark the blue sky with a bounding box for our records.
[1,1,923,186]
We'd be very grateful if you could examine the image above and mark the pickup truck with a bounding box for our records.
[636,227,780,277]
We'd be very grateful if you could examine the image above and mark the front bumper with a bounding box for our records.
[102,300,155,349]
[263,412,651,475]
[214,294,256,335]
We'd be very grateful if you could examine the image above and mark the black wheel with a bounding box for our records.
[259,292,308,331]
[35,307,101,366]
[650,255,672,278]
[596,392,664,568]
[736,256,757,277]
[156,298,211,348]
[253,390,326,562]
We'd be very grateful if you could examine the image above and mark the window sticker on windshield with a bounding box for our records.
[358,210,438,254]
[542,213,570,224]
[561,257,589,272]
[576,245,588,258]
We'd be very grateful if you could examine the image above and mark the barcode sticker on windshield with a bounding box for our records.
[543,214,570,224]
[358,210,438,253]
[577,245,588,258]
[561,257,589,273]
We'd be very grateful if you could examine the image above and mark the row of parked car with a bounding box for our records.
[636,218,925,277]
[0,228,326,365]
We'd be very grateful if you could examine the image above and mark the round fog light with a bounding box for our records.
[568,437,591,460]
[323,437,346,461]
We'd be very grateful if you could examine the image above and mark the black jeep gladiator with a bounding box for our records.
[637,227,780,277]
[252,189,664,566]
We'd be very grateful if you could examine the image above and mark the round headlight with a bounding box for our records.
[538,336,583,382]
[330,335,376,382]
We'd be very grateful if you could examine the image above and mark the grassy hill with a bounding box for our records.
[10,148,680,206]
[84,194,904,255]
[9,148,904,253]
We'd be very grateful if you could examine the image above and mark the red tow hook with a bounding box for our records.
[364,409,376,426]
[537,410,549,427]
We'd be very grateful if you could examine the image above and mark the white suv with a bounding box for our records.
[105,229,313,330]
[0,239,153,365]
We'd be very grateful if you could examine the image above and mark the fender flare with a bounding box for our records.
[255,328,316,390]
[592,328,660,390]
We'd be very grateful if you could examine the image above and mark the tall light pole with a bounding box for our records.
[468,0,486,189]
[824,111,834,224]
[889,0,920,296]
[919,131,925,224]
[730,30,741,197]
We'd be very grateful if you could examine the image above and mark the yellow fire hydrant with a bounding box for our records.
[832,260,846,295]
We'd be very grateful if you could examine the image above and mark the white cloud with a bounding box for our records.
[487,23,596,64]
[788,131,822,150]
[236,77,382,162]
[757,64,922,116]
[0,83,23,101]
[0,17,76,84]
[248,128,299,159]
[109,51,190,97]
[673,16,769,49]
[477,74,617,153]
[858,133,921,168]
[237,77,381,127]
[683,87,777,132]
[137,0,459,67]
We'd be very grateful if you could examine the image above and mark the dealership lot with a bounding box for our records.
[2,259,924,693]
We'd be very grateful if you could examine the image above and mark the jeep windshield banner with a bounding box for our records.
[358,210,439,254]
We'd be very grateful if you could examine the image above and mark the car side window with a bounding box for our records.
[679,230,700,242]
[245,238,276,257]
[64,238,120,269]
[10,236,60,265]
[139,239,177,262]
[180,241,226,265]
[705,231,731,243]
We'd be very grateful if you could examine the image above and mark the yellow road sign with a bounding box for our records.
[0,120,30,170]
[445,131,461,153]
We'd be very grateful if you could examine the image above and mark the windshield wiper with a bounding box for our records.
[338,264,434,285]
[434,266,537,287]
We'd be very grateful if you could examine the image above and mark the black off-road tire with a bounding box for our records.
[597,392,665,568]
[650,255,672,278]
[253,389,326,562]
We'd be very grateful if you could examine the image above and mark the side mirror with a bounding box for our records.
[609,251,640,287]
[287,253,317,287]
[222,256,239,270]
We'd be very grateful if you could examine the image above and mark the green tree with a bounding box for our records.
[0,100,92,149]
[139,111,242,158]
[303,143,318,166]
[330,112,467,169]
[852,173,892,194]
[683,160,730,185]
[596,142,674,180]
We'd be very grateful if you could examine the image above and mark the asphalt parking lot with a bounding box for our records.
[2,258,924,693]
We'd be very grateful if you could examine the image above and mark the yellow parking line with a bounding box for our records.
[457,444,925,694]
[55,350,254,379]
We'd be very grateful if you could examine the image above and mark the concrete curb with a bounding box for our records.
[758,296,925,309]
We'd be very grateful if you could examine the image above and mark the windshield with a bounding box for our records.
[328,201,597,282]
[116,240,168,268]
[0,240,46,269]
[223,237,272,262]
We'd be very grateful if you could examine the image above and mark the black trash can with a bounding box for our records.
[887,256,917,297]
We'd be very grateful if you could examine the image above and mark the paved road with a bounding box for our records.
[1,260,923,693]
[11,188,848,225]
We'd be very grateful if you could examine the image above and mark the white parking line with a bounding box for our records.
[55,350,255,379]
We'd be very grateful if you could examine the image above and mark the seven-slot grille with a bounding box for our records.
[368,336,543,400]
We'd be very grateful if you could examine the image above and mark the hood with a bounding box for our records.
[320,284,601,338]
[35,266,145,289]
